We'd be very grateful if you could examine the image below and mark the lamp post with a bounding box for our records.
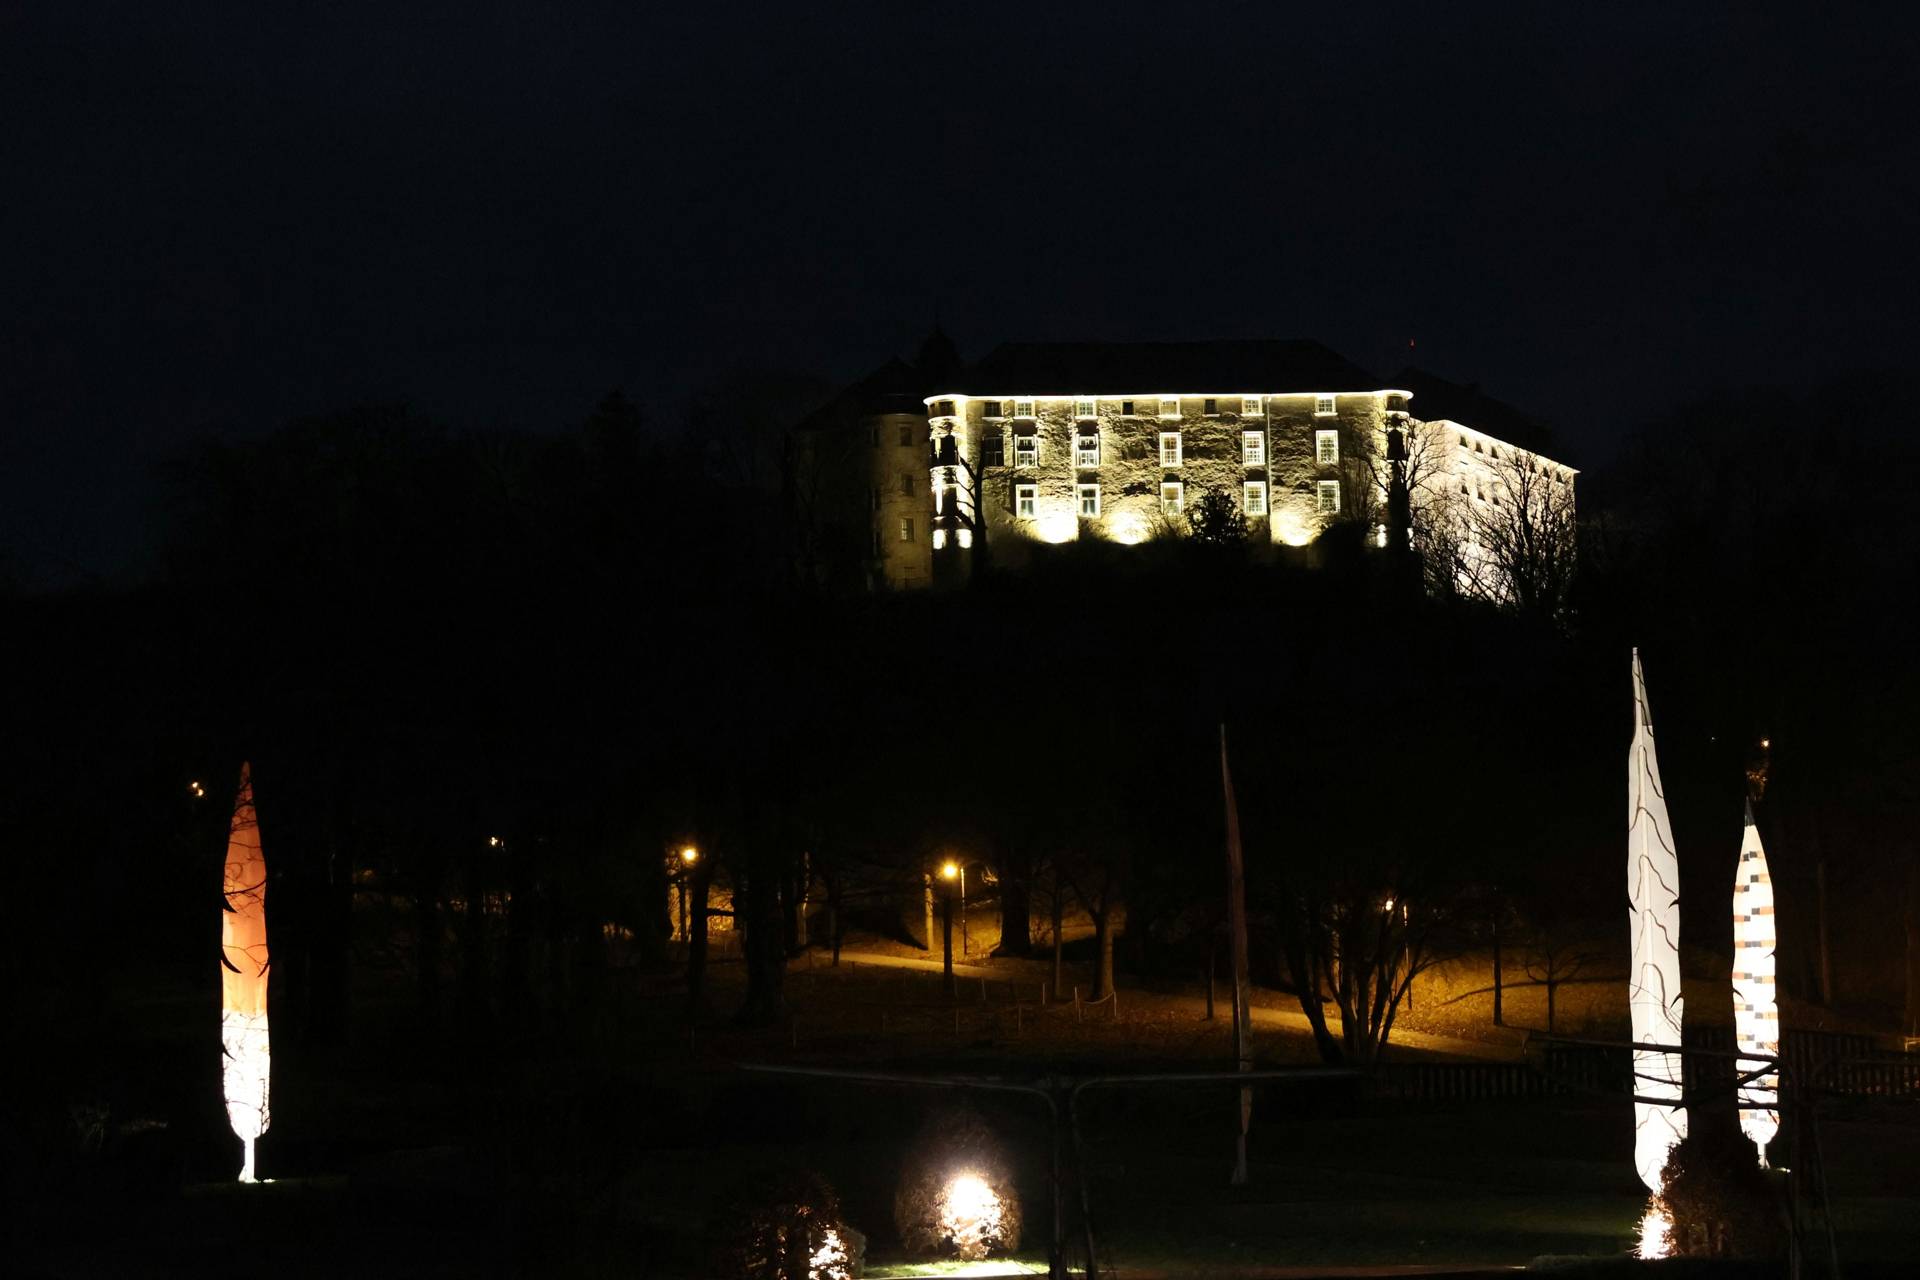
[675,845,700,942]
[940,860,960,997]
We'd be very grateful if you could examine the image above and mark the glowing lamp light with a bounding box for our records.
[1627,650,1686,1193]
[940,860,959,881]
[188,780,205,798]
[938,1172,1008,1262]
[681,846,700,864]
[487,835,503,848]
[1034,512,1077,544]
[1637,1202,1672,1259]
[221,762,271,1182]
[1732,799,1780,1165]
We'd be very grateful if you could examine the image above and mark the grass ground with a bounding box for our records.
[17,930,1919,1277]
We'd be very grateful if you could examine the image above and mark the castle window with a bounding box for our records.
[1242,396,1262,416]
[899,422,914,446]
[1121,400,1136,416]
[899,472,915,496]
[1244,481,1268,516]
[1077,484,1101,517]
[982,401,1004,419]
[871,529,881,556]
[1015,484,1037,518]
[1204,398,1219,415]
[1159,397,1181,419]
[900,516,916,542]
[1315,394,1336,416]
[1075,398,1096,419]
[1161,482,1184,515]
[934,400,956,418]
[869,487,880,512]
[1014,398,1035,419]
[1316,430,1339,465]
[1159,432,1183,467]
[1015,433,1037,467]
[1075,431,1100,468]
[932,529,948,549]
[1459,434,1469,447]
[1242,431,1265,466]
[983,434,1005,467]
[1316,480,1341,514]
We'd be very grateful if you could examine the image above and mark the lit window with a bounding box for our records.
[1316,430,1339,465]
[1159,397,1181,419]
[1121,400,1135,416]
[1316,480,1341,513]
[1242,431,1265,466]
[1160,432,1182,467]
[1014,399,1035,419]
[1204,398,1219,415]
[983,434,1004,467]
[1242,396,1261,416]
[1015,433,1037,467]
[1315,394,1336,416]
[1077,483,1100,516]
[900,516,916,541]
[1075,432,1100,467]
[1076,398,1096,419]
[900,472,915,495]
[1015,484,1037,518]
[1161,482,1184,515]
[932,528,948,549]
[1244,481,1267,516]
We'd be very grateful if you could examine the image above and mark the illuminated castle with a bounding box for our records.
[796,335,1574,590]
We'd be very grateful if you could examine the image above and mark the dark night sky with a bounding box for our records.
[5,2,1918,584]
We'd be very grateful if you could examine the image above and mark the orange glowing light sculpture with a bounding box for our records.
[221,762,271,1182]
[1732,798,1779,1165]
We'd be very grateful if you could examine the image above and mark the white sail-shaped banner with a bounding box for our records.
[1628,650,1686,1192]
[1732,798,1780,1164]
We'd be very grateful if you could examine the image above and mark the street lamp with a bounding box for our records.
[939,860,960,996]
[942,859,967,957]
[675,846,701,941]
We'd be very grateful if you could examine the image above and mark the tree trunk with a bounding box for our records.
[1090,906,1115,1001]
[1050,887,1064,1002]
[1206,934,1217,1021]
[1905,860,1920,1039]
[1490,907,1504,1027]
[995,850,1033,956]
[1546,969,1557,1035]
[685,863,711,1019]
[942,891,956,998]
[736,845,788,1027]
[824,870,843,966]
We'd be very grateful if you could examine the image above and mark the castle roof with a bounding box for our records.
[947,339,1389,396]
[1393,367,1561,459]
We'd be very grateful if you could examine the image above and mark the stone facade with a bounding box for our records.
[797,338,1573,588]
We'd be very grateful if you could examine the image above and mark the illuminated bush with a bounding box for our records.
[893,1108,1022,1261]
[1658,1128,1787,1260]
[706,1170,863,1280]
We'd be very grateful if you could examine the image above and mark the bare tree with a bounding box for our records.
[1446,448,1579,623]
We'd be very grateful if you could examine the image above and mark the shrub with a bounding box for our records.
[893,1107,1023,1260]
[1659,1127,1788,1260]
[706,1169,864,1280]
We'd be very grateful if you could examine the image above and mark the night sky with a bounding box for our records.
[6,3,1917,585]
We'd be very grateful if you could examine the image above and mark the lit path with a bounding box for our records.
[809,950,1518,1062]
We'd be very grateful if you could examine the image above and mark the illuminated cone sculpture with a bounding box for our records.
[1732,798,1779,1165]
[221,762,271,1182]
[1628,650,1686,1193]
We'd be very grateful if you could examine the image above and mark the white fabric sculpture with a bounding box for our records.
[222,762,271,1182]
[1732,797,1780,1164]
[1628,650,1687,1192]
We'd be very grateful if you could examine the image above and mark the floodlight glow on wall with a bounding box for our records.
[1732,799,1779,1165]
[1627,650,1686,1193]
[221,762,271,1182]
